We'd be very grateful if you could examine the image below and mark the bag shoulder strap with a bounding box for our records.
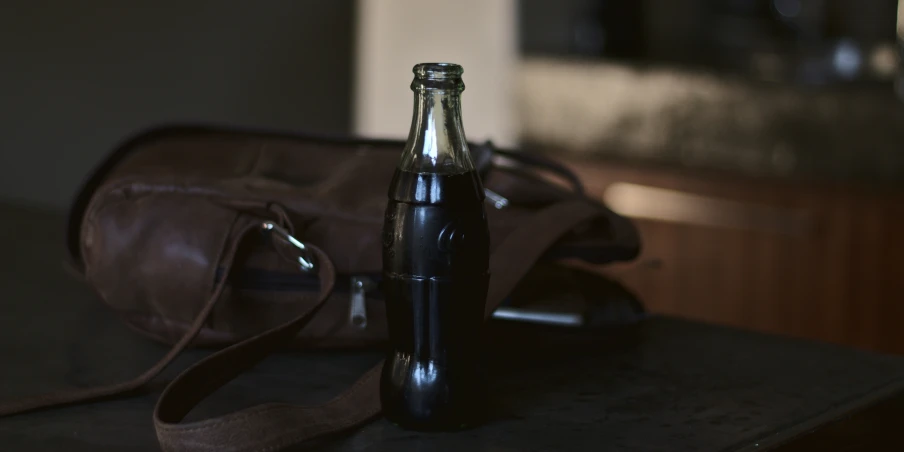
[153,198,623,452]
[0,216,286,417]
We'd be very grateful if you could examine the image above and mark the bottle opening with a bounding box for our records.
[413,63,463,80]
[411,63,465,93]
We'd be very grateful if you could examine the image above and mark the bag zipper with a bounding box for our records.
[213,268,382,295]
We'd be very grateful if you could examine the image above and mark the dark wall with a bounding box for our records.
[0,0,354,208]
[519,0,898,72]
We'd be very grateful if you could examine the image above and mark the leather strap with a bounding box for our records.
[0,216,272,417]
[152,198,608,451]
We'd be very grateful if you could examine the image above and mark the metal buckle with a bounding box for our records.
[484,188,509,209]
[261,222,315,272]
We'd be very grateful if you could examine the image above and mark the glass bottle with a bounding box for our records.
[380,63,490,430]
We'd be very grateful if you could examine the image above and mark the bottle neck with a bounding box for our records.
[399,87,473,174]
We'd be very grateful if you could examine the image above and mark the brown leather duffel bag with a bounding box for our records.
[1,124,640,451]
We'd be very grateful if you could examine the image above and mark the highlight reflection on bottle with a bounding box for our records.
[380,63,490,431]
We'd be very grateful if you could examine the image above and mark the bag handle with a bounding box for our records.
[0,214,297,416]
[491,146,586,195]
[153,198,614,451]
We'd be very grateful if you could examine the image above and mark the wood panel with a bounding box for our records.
[563,158,904,354]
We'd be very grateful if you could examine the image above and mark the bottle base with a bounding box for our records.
[380,352,487,432]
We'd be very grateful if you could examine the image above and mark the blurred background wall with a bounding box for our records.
[353,0,518,147]
[0,0,354,209]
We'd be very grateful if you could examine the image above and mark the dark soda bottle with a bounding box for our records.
[380,63,490,430]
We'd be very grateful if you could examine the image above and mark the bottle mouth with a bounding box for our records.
[411,63,465,92]
[413,63,463,80]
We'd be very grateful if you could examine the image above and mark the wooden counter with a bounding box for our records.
[563,157,904,354]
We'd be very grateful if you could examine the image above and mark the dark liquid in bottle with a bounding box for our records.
[381,169,490,430]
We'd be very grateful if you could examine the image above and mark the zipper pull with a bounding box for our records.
[349,276,375,329]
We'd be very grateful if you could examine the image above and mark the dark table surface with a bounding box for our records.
[2,203,904,451]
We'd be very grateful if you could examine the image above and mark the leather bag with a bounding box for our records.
[0,124,640,451]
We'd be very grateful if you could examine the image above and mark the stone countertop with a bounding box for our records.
[516,58,904,188]
[2,203,904,451]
